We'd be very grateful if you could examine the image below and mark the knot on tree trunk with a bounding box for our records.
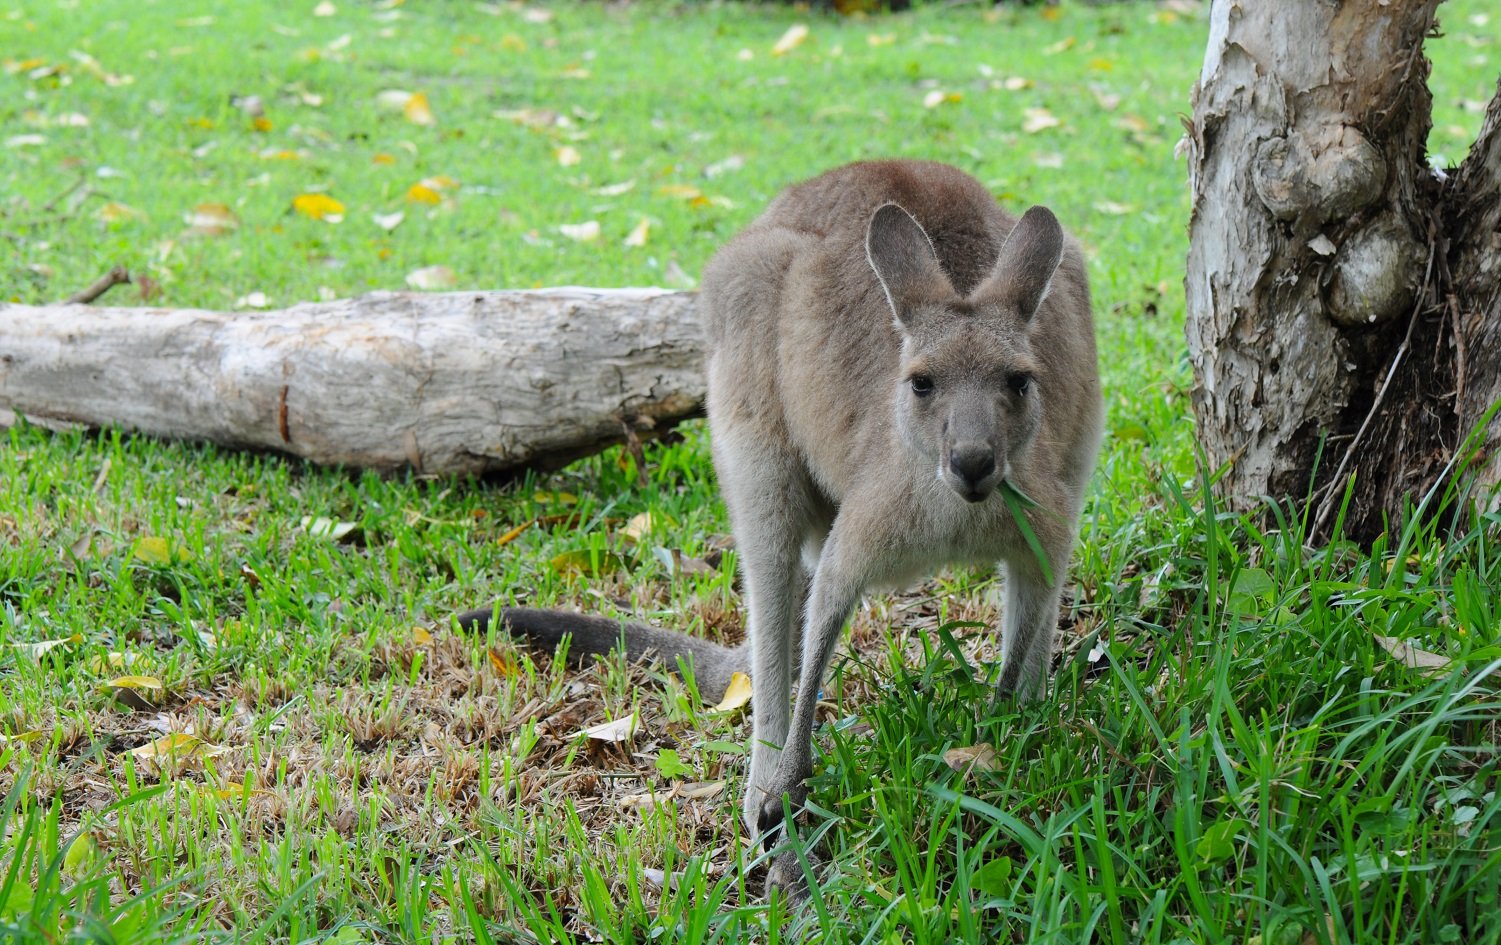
[1252,126,1386,223]
[1325,213,1427,327]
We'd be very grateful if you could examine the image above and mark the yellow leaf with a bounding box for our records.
[501,33,527,52]
[1043,36,1076,55]
[496,519,535,547]
[104,675,163,692]
[555,145,581,167]
[550,549,626,577]
[87,651,140,673]
[771,23,809,56]
[412,626,433,645]
[251,115,273,132]
[403,91,435,125]
[709,672,752,714]
[422,174,459,191]
[96,201,146,224]
[132,536,191,564]
[372,152,397,165]
[292,193,345,222]
[620,511,653,543]
[406,183,442,204]
[488,648,519,676]
[624,218,651,247]
[657,184,702,200]
[867,33,895,46]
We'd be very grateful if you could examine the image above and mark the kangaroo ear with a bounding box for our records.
[979,205,1065,320]
[866,203,953,326]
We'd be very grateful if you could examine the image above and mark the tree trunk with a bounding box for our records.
[1185,1,1501,539]
[0,288,704,475]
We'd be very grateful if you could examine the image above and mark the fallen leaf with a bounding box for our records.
[555,145,581,167]
[709,672,752,714]
[235,291,271,309]
[406,183,442,204]
[581,711,638,743]
[550,548,625,577]
[372,210,405,231]
[11,634,84,660]
[704,155,745,178]
[558,220,601,242]
[1094,201,1134,216]
[496,519,535,546]
[1043,36,1076,55]
[923,90,962,109]
[593,179,636,196]
[620,789,670,811]
[96,201,146,223]
[104,675,163,692]
[132,536,191,564]
[867,33,896,46]
[676,780,726,800]
[403,91,435,125]
[1022,108,1061,134]
[619,512,653,543]
[103,675,163,709]
[412,626,433,645]
[488,648,519,676]
[1002,76,1033,91]
[372,152,397,165]
[943,742,1000,774]
[1373,634,1452,675]
[128,732,226,775]
[772,23,810,56]
[183,202,239,237]
[299,515,359,541]
[657,184,702,200]
[623,217,650,247]
[87,651,140,673]
[406,265,457,289]
[292,193,345,222]
[314,0,336,14]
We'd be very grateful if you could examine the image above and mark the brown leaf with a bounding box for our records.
[943,742,1000,775]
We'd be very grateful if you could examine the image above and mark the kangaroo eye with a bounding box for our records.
[910,375,934,397]
[1008,373,1033,396]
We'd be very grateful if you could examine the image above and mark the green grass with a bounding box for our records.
[4,1,1501,942]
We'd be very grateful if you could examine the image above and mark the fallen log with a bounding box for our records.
[0,288,705,475]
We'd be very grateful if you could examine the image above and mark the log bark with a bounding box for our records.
[1185,1,1501,539]
[0,288,704,475]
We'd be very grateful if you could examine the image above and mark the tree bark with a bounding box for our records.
[1186,2,1501,539]
[0,288,704,475]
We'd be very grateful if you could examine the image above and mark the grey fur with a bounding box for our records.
[460,160,1102,889]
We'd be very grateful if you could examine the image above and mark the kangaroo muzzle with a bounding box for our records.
[945,440,1001,501]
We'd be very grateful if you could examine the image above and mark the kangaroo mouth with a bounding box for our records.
[960,488,989,503]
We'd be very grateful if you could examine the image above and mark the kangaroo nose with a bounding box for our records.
[950,445,996,492]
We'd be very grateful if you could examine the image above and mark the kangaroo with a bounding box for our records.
[458,159,1102,890]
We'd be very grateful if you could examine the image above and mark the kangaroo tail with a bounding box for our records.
[455,604,747,701]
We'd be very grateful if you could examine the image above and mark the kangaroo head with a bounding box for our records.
[866,202,1065,503]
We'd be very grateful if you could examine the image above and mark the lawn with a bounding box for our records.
[3,1,1501,942]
